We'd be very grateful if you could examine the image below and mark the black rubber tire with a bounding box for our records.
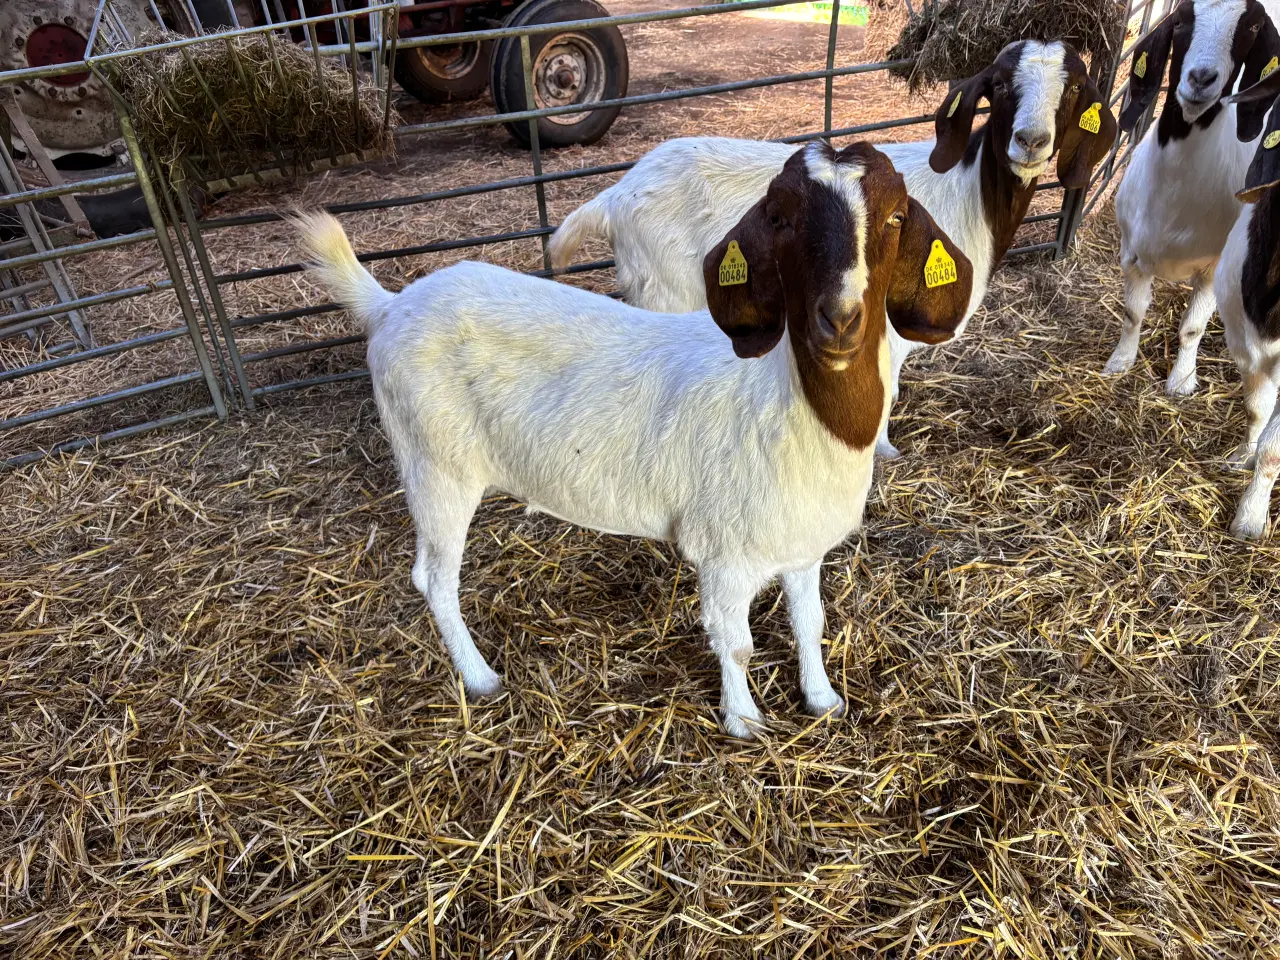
[490,0,629,148]
[394,40,494,104]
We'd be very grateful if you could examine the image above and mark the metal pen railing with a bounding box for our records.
[0,0,1150,468]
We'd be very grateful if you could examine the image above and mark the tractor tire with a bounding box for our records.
[490,0,628,148]
[395,40,494,104]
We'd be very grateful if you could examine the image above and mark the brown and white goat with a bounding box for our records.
[548,40,1117,459]
[297,142,972,738]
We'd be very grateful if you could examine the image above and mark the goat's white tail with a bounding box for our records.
[547,194,612,271]
[292,211,392,332]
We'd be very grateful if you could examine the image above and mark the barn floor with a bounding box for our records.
[4,6,1280,960]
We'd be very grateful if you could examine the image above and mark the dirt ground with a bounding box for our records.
[6,6,1280,960]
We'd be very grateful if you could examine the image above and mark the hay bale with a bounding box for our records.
[100,30,398,184]
[886,0,1127,91]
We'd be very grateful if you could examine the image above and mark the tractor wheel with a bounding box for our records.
[490,0,628,148]
[395,40,494,104]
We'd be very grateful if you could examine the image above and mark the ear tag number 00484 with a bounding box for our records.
[1262,56,1279,80]
[719,240,748,286]
[1079,101,1102,134]
[924,240,958,289]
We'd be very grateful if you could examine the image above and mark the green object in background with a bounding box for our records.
[744,2,870,26]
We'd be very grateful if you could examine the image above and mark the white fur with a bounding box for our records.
[1181,0,1249,119]
[1214,203,1280,538]
[1104,0,1280,394]
[806,147,870,322]
[295,193,890,737]
[1009,41,1069,177]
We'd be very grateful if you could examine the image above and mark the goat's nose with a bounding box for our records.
[817,302,862,339]
[1188,67,1218,89]
[1013,128,1051,152]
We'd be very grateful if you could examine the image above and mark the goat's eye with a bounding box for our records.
[769,212,783,228]
[888,211,906,227]
[1252,20,1262,32]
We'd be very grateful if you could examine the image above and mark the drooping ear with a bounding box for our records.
[703,198,785,358]
[1236,15,1280,140]
[1057,73,1119,188]
[886,198,973,345]
[1120,12,1176,132]
[1236,85,1280,202]
[930,67,995,173]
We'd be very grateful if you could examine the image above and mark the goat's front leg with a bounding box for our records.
[1103,265,1154,375]
[700,566,765,739]
[781,562,844,718]
[876,336,910,460]
[1166,267,1217,397]
[1232,398,1280,539]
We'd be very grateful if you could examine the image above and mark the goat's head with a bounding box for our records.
[701,141,972,373]
[1227,67,1280,201]
[1122,0,1280,136]
[930,41,1118,187]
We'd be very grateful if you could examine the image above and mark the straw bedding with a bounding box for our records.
[3,203,1280,957]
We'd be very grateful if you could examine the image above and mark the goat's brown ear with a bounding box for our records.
[703,198,785,358]
[1057,74,1118,189]
[1236,16,1280,140]
[886,198,972,345]
[930,68,994,173]
[1120,12,1176,132]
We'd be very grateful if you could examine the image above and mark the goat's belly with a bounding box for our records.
[521,498,675,542]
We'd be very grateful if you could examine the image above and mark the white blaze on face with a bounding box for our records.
[1179,0,1247,119]
[1008,40,1068,179]
[803,143,868,338]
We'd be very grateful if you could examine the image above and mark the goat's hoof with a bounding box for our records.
[804,690,846,719]
[1165,373,1198,397]
[463,667,504,699]
[875,439,903,461]
[721,708,765,740]
[1226,444,1257,471]
[1230,511,1267,540]
[1102,354,1135,376]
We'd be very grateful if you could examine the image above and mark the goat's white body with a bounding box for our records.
[552,136,993,457]
[372,261,885,567]
[302,207,886,736]
[1214,204,1280,537]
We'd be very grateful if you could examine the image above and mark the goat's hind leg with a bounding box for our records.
[782,563,844,718]
[1166,266,1217,397]
[404,465,501,696]
[1104,264,1154,376]
[1232,396,1280,539]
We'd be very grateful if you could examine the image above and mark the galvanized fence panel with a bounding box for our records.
[1,0,1153,468]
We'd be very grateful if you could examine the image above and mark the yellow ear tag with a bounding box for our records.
[1265,130,1280,149]
[1134,51,1148,79]
[947,91,962,118]
[924,240,958,289]
[718,240,748,286]
[1262,56,1279,80]
[1079,101,1103,134]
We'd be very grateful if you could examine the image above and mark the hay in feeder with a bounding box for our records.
[886,0,1127,91]
[100,30,398,185]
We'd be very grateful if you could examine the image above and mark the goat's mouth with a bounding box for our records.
[811,342,859,371]
[1177,90,1218,119]
[1006,156,1049,182]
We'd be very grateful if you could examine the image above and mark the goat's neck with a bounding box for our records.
[787,320,888,451]
[1244,189,1280,339]
[1156,97,1225,146]
[970,123,1039,275]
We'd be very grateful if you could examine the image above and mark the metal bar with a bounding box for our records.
[0,277,53,300]
[0,282,171,337]
[112,109,228,420]
[0,327,189,385]
[241,334,365,363]
[173,175,256,410]
[0,99,87,226]
[0,229,157,273]
[823,0,841,135]
[347,6,362,151]
[1006,241,1059,258]
[0,371,205,433]
[0,172,138,211]
[1022,211,1063,224]
[395,59,915,139]
[519,34,552,273]
[217,226,554,285]
[2,407,219,470]
[232,302,341,330]
[383,10,399,132]
[252,369,370,398]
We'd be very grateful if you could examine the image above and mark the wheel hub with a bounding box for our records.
[532,33,606,126]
